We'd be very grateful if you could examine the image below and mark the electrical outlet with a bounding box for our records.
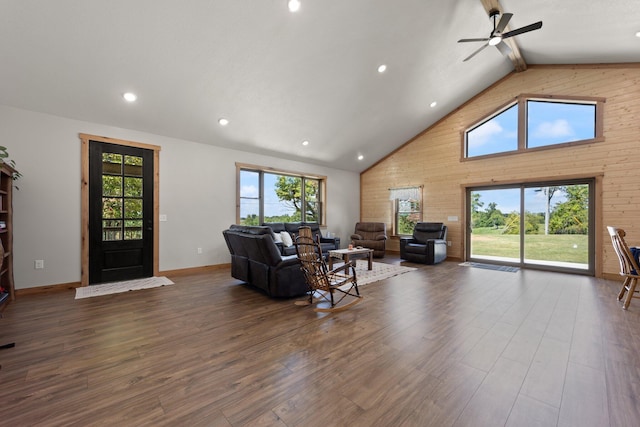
[447,241,452,247]
[197,247,203,254]
[35,259,44,269]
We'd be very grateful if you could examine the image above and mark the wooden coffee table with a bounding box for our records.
[328,247,374,270]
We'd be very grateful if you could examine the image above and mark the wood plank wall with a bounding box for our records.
[360,64,640,277]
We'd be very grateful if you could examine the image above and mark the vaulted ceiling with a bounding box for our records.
[1,0,638,172]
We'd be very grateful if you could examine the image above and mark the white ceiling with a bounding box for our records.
[1,0,638,172]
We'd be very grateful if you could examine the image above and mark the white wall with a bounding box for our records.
[0,105,360,290]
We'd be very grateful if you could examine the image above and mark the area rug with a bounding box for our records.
[459,262,519,273]
[294,261,416,310]
[75,276,174,299]
[352,260,417,286]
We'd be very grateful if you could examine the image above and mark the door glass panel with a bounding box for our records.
[103,198,123,219]
[124,177,143,197]
[103,175,122,197]
[124,220,143,240]
[470,188,520,263]
[103,220,122,241]
[124,155,143,176]
[524,184,589,269]
[124,199,143,219]
[102,153,122,174]
[100,154,144,241]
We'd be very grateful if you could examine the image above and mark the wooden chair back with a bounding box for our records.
[294,226,361,312]
[295,226,330,293]
[607,226,640,309]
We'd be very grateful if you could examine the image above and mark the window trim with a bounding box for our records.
[462,93,605,161]
[390,186,423,237]
[235,162,327,225]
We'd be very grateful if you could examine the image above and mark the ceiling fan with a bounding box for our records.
[458,9,542,62]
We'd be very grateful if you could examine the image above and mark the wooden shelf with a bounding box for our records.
[0,160,16,304]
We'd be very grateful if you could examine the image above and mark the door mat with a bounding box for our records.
[459,262,519,273]
[75,276,174,299]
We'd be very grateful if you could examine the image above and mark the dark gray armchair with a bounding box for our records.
[400,222,448,264]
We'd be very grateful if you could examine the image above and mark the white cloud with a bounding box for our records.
[241,185,258,198]
[468,119,503,148]
[533,119,574,139]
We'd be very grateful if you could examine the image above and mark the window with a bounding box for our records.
[467,103,518,157]
[526,100,596,148]
[464,94,604,159]
[237,164,326,225]
[390,186,423,235]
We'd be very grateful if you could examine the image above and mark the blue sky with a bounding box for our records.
[474,187,569,214]
[240,171,296,217]
[467,101,596,157]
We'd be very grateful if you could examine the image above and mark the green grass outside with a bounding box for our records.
[471,227,588,263]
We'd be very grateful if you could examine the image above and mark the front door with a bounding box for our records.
[89,141,154,284]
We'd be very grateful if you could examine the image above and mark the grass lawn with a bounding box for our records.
[471,227,588,264]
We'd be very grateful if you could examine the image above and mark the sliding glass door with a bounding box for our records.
[467,180,594,274]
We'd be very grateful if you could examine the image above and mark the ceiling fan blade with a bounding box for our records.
[458,38,489,43]
[495,13,513,33]
[463,43,489,62]
[495,41,512,57]
[502,21,543,39]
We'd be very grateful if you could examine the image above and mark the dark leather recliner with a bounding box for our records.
[350,222,387,258]
[400,222,448,264]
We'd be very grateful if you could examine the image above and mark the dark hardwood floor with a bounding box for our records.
[1,257,639,426]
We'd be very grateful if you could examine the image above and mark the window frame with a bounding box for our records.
[236,163,327,226]
[390,186,423,237]
[462,93,605,161]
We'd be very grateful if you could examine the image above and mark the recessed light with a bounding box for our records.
[357,155,364,161]
[430,101,437,108]
[302,140,309,146]
[377,64,387,73]
[218,118,229,126]
[288,0,300,12]
[123,92,137,102]
[636,31,640,38]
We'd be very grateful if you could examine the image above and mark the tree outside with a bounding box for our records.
[470,184,590,265]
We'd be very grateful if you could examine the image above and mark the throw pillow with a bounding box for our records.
[280,231,293,247]
[273,232,282,243]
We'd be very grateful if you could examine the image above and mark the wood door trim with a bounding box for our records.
[80,133,161,286]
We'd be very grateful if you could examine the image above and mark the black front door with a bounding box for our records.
[89,141,154,284]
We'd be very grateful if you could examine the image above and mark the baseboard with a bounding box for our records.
[16,281,81,296]
[159,263,231,277]
[15,263,232,296]
[602,272,622,282]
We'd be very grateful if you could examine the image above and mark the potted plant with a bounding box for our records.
[0,146,21,189]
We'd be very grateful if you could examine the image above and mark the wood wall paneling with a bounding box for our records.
[360,65,640,277]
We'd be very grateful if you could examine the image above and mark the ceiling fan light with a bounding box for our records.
[488,36,502,46]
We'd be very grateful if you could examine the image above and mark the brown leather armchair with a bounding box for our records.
[350,222,387,258]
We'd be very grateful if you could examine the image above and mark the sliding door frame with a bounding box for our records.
[464,174,602,276]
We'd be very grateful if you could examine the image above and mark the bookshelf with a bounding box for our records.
[0,161,15,311]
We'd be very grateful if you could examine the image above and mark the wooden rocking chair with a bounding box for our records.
[294,226,362,312]
[607,226,640,310]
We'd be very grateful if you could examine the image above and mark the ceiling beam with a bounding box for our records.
[480,0,527,72]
